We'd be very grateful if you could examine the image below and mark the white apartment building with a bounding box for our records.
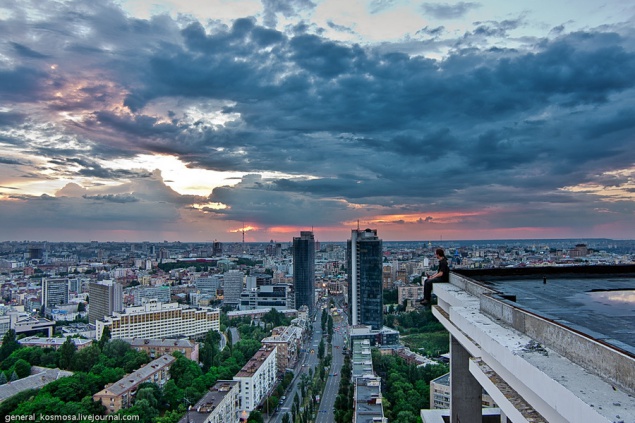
[95,300,219,340]
[261,325,303,372]
[177,380,240,423]
[233,345,277,413]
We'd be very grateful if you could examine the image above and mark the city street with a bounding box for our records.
[269,315,323,423]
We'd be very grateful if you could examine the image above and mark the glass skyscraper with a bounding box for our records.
[347,228,383,330]
[293,231,315,314]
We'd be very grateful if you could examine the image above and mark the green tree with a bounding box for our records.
[77,302,86,312]
[0,372,7,385]
[72,345,101,372]
[13,358,31,378]
[318,338,325,360]
[136,386,159,409]
[0,329,20,361]
[161,379,184,409]
[247,410,264,423]
[170,353,203,389]
[98,326,111,349]
[58,336,77,370]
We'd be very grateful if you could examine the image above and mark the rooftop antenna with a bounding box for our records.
[242,222,245,244]
[357,219,360,230]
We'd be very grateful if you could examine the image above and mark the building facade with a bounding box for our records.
[239,284,289,311]
[293,231,315,314]
[93,354,175,414]
[347,229,383,330]
[89,280,123,324]
[95,301,220,340]
[223,270,244,307]
[177,380,240,423]
[233,345,277,413]
[42,278,69,311]
[261,325,303,372]
[129,285,170,306]
[125,338,199,361]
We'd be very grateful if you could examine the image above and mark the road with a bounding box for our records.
[315,311,347,423]
[269,315,323,423]
[268,296,350,423]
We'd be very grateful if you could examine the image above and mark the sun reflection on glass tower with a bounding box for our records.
[293,231,315,314]
[347,228,383,330]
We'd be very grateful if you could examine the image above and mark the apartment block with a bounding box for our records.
[95,300,219,340]
[233,345,277,413]
[125,338,199,361]
[93,354,176,414]
[261,325,303,372]
[177,380,240,423]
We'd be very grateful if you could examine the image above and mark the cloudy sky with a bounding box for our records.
[1,0,634,243]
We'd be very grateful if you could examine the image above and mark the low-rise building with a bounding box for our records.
[349,325,399,347]
[18,336,93,350]
[125,338,199,361]
[93,354,176,414]
[429,373,496,410]
[233,345,277,413]
[397,284,425,305]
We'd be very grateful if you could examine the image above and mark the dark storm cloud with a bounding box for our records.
[2,0,635,233]
[421,2,481,19]
[10,42,49,59]
[0,157,24,165]
[0,111,27,126]
[82,194,139,203]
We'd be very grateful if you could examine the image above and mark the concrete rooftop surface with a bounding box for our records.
[483,277,635,356]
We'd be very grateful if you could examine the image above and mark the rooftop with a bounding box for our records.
[234,345,276,378]
[177,381,238,423]
[476,274,635,356]
[94,354,176,396]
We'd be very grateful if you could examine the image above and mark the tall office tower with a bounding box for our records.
[223,270,244,307]
[42,278,69,310]
[293,231,315,314]
[212,241,223,256]
[89,280,123,324]
[347,228,383,330]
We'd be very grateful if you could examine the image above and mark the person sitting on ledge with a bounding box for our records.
[420,248,449,306]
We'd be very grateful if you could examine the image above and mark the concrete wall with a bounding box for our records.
[452,272,635,396]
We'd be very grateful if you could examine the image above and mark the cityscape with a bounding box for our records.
[1,232,635,422]
[2,0,635,422]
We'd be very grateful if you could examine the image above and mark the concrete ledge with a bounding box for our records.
[470,358,546,423]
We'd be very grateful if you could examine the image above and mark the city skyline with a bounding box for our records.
[1,1,635,242]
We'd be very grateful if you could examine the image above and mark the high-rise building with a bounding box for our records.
[196,275,223,295]
[89,280,123,324]
[223,270,244,307]
[129,285,170,306]
[347,228,383,330]
[42,278,69,311]
[293,231,315,314]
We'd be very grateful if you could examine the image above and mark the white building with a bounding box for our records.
[233,345,277,413]
[95,300,220,340]
[177,380,240,423]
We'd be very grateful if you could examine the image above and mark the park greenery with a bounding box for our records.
[383,289,450,357]
[0,309,294,423]
[372,349,448,423]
